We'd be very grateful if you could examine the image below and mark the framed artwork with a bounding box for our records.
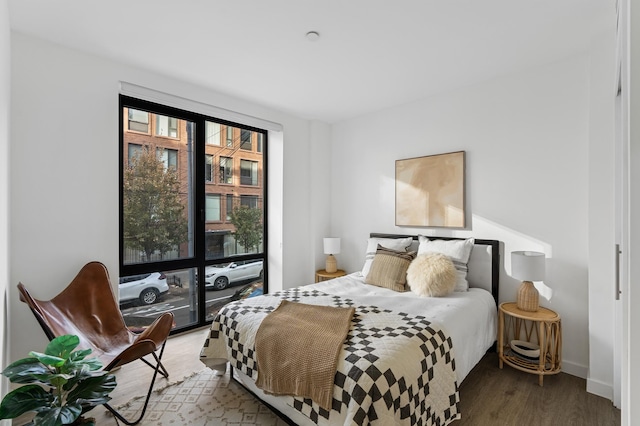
[395,151,465,228]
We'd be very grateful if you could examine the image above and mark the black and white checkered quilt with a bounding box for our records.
[201,288,460,425]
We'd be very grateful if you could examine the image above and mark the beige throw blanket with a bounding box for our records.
[255,300,355,411]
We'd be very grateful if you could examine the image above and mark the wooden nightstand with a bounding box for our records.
[498,302,562,386]
[315,269,346,283]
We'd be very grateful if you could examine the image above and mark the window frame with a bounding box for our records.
[205,194,222,222]
[205,121,221,146]
[220,156,233,184]
[119,95,268,334]
[226,126,234,147]
[155,114,179,138]
[240,159,259,186]
[127,108,150,133]
[240,129,252,151]
[205,154,214,183]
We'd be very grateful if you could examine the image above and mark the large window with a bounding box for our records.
[120,96,267,333]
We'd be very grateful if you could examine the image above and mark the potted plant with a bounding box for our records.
[0,334,116,426]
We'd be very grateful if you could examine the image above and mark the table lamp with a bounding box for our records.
[323,238,341,273]
[511,251,545,312]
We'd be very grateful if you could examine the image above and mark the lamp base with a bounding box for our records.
[517,281,539,312]
[325,254,337,273]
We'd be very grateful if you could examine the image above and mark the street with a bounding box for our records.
[120,284,239,328]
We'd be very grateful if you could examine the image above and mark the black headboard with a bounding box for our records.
[369,233,500,306]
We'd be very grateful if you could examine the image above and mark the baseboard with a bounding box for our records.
[586,377,614,401]
[563,361,614,402]
[561,360,588,379]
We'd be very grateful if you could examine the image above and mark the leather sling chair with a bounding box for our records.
[17,261,174,425]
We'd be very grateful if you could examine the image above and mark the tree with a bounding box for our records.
[229,205,263,253]
[123,145,188,261]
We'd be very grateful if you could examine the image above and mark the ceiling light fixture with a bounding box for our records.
[306,31,320,41]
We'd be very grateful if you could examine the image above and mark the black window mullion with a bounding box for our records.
[193,118,207,324]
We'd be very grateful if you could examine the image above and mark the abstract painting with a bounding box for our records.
[395,151,465,228]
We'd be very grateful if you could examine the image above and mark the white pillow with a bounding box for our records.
[417,236,474,291]
[361,237,413,278]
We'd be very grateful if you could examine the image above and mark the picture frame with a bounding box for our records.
[395,151,466,228]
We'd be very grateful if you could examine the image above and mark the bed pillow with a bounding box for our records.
[361,236,413,278]
[417,236,474,291]
[406,253,457,297]
[365,245,417,292]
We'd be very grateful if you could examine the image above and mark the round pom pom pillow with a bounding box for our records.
[406,253,456,297]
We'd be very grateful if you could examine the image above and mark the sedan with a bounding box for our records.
[119,272,170,306]
[205,260,263,290]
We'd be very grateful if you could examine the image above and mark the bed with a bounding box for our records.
[200,234,499,425]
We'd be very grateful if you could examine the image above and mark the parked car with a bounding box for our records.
[119,272,169,306]
[231,281,264,301]
[205,260,263,290]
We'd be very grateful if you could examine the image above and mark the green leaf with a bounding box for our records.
[71,356,103,372]
[67,374,116,408]
[2,358,49,384]
[48,373,73,388]
[0,385,52,419]
[45,335,80,360]
[32,404,82,426]
[29,351,65,369]
[67,348,93,363]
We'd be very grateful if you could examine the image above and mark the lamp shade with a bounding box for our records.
[511,251,545,282]
[323,238,341,255]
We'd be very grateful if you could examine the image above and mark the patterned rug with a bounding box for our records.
[113,368,289,425]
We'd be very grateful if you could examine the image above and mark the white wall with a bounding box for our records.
[8,32,324,362]
[587,28,617,400]
[309,121,333,278]
[0,0,10,412]
[332,55,597,378]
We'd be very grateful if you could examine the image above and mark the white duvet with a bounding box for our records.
[308,273,497,383]
[201,273,497,425]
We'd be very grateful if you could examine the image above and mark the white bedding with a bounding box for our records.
[201,272,497,425]
[307,273,497,383]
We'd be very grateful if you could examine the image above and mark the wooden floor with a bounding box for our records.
[74,329,619,426]
[455,352,620,426]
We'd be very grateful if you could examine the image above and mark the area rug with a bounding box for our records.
[112,367,288,425]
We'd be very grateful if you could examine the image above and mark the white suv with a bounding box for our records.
[119,272,170,306]
[205,260,263,290]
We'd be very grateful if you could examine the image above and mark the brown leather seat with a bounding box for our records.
[18,261,174,425]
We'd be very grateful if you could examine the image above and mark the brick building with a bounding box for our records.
[123,108,264,261]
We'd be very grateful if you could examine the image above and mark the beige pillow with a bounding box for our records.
[365,245,417,292]
[361,237,413,278]
[407,253,457,297]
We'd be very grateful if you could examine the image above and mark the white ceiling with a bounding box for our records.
[9,0,612,123]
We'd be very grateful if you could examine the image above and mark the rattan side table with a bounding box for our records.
[315,269,346,283]
[498,302,562,386]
